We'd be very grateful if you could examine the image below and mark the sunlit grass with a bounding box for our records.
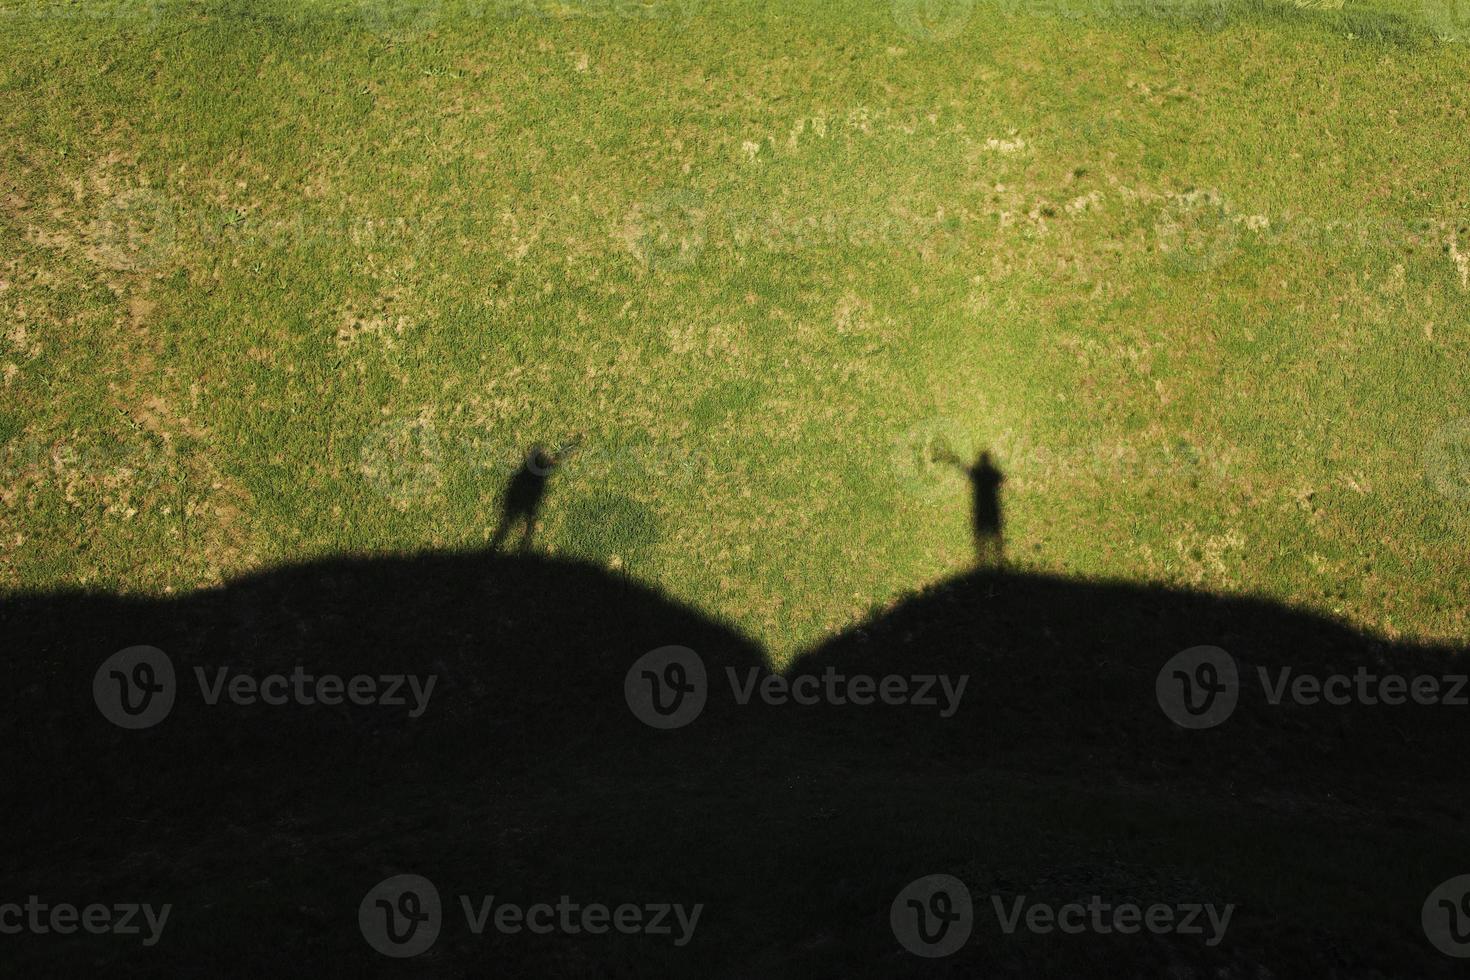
[1,0,1467,660]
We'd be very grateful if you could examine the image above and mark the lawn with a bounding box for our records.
[2,0,1469,974]
[2,0,1466,660]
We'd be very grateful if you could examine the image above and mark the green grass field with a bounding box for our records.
[4,2,1470,974]
[3,0,1468,660]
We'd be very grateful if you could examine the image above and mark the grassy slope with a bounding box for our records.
[0,0,1467,664]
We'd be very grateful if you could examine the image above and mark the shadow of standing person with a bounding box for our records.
[489,439,580,553]
[937,446,1005,568]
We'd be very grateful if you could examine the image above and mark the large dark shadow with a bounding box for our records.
[2,457,1467,977]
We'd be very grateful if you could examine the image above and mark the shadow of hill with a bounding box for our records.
[780,568,1470,977]
[2,553,1467,977]
[3,552,765,887]
[788,568,1470,804]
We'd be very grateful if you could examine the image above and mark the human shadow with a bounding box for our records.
[935,447,1006,568]
[488,440,580,553]
[2,497,1468,976]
